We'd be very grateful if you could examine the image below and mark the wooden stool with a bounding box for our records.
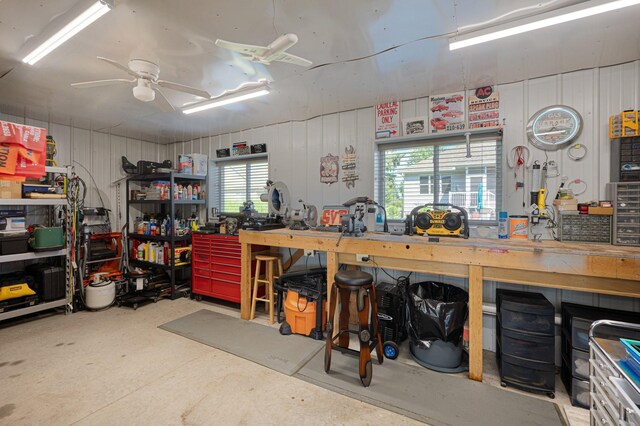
[324,270,383,387]
[250,255,283,324]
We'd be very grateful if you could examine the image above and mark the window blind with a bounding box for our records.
[376,137,502,224]
[217,160,269,213]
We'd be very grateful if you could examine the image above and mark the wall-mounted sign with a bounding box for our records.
[468,86,500,129]
[375,101,400,139]
[402,116,428,135]
[216,148,231,158]
[320,153,339,185]
[526,105,583,151]
[232,141,250,156]
[429,92,466,133]
[250,143,267,154]
[341,145,359,189]
[320,205,349,226]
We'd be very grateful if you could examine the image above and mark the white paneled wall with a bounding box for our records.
[168,60,640,353]
[0,112,166,231]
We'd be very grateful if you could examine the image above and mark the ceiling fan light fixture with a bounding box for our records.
[449,0,640,50]
[182,81,270,115]
[133,80,155,102]
[22,0,114,65]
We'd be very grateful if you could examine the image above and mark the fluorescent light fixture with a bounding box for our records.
[22,0,113,65]
[450,0,640,50]
[182,81,270,115]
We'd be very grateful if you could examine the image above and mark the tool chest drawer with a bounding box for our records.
[191,233,267,302]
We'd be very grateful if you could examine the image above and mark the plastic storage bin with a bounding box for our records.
[499,325,555,362]
[498,351,556,393]
[26,264,65,302]
[561,364,589,408]
[497,289,555,335]
[0,232,29,255]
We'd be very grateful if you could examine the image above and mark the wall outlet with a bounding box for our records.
[356,254,370,262]
[304,249,315,257]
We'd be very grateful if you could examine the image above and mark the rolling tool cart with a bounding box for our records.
[589,320,640,425]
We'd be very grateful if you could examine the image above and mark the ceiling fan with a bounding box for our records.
[70,57,211,112]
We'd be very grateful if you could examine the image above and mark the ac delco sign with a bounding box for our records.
[475,86,493,99]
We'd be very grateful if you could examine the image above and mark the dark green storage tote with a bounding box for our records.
[29,226,64,252]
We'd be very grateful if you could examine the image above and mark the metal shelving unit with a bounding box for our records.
[0,166,71,322]
[0,199,67,206]
[125,171,207,299]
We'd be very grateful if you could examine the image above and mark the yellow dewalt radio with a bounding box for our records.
[407,203,469,238]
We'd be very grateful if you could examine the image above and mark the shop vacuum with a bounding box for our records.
[274,268,326,340]
[406,281,469,372]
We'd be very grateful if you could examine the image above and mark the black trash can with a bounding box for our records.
[406,281,469,372]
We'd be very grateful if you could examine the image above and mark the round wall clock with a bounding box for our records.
[526,105,583,151]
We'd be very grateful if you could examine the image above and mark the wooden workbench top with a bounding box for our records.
[240,228,640,259]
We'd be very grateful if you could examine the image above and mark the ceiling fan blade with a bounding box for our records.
[156,80,210,99]
[154,88,176,112]
[97,56,141,78]
[71,78,135,89]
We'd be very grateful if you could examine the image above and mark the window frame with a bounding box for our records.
[375,131,503,226]
[211,154,269,214]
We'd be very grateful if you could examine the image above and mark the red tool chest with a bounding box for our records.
[191,233,267,303]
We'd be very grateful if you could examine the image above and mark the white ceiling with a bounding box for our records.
[0,0,639,143]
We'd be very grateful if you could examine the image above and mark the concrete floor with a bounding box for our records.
[0,298,589,425]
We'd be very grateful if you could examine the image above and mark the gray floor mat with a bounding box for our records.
[296,349,564,426]
[159,309,324,376]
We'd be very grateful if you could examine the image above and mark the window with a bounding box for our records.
[217,160,269,213]
[419,176,433,195]
[376,136,501,223]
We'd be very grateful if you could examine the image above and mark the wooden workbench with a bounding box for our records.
[239,228,640,382]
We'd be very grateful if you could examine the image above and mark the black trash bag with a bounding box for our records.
[406,281,468,345]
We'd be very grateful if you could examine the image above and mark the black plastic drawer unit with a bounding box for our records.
[496,289,556,398]
[497,289,555,335]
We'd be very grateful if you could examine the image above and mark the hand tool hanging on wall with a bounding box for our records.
[567,178,587,196]
[507,146,531,208]
[530,161,541,207]
[567,143,587,161]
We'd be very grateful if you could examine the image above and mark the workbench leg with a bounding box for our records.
[326,252,338,337]
[240,242,251,320]
[468,265,483,382]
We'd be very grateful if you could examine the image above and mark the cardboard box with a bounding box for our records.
[553,198,578,206]
[0,181,22,199]
[588,206,614,215]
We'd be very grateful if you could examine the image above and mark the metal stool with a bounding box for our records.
[324,270,383,387]
[250,255,283,324]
